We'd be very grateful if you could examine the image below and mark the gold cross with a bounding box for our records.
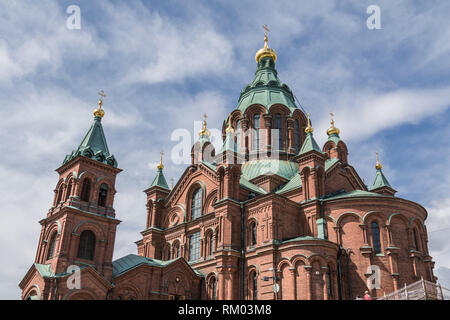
[263,24,270,35]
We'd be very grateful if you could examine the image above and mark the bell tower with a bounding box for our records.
[30,92,122,283]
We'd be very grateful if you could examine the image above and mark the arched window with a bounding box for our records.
[98,183,108,207]
[250,222,257,246]
[253,114,260,151]
[189,232,201,261]
[56,186,63,204]
[80,179,91,202]
[413,228,420,251]
[294,119,300,153]
[191,188,202,220]
[65,181,72,201]
[172,242,180,258]
[275,113,282,150]
[250,271,258,300]
[208,233,214,256]
[326,266,333,299]
[47,233,57,260]
[371,221,381,254]
[209,277,217,300]
[77,230,96,260]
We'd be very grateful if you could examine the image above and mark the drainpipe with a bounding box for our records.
[240,202,245,300]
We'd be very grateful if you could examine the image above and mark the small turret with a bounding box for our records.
[369,152,396,196]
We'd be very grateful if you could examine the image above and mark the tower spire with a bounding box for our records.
[198,113,211,138]
[157,151,164,170]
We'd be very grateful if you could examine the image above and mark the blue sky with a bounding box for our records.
[1,0,450,299]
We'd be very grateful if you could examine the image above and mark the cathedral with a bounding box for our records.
[19,31,436,300]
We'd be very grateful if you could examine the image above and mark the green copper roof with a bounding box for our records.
[237,57,298,114]
[325,158,339,170]
[239,176,268,195]
[149,168,170,190]
[112,254,203,278]
[298,132,322,155]
[241,159,299,181]
[323,189,391,201]
[275,173,302,194]
[369,169,393,191]
[34,263,54,278]
[63,115,118,168]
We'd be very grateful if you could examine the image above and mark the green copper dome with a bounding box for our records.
[237,57,298,114]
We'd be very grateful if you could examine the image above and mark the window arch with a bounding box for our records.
[191,188,202,220]
[253,114,260,151]
[98,183,108,207]
[250,222,257,246]
[47,232,57,260]
[371,221,381,254]
[56,186,63,204]
[249,271,258,300]
[65,181,73,201]
[77,230,96,260]
[206,232,214,256]
[275,113,282,150]
[294,119,300,153]
[413,228,420,251]
[209,276,217,300]
[172,241,180,258]
[326,266,333,299]
[80,179,91,202]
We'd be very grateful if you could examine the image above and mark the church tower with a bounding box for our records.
[20,93,122,300]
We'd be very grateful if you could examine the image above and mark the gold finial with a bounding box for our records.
[170,178,174,190]
[198,113,211,137]
[255,24,277,63]
[93,90,106,118]
[226,113,234,133]
[157,151,164,170]
[327,112,340,136]
[375,152,383,170]
[305,112,314,133]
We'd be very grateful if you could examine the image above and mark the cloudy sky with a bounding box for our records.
[1,0,449,299]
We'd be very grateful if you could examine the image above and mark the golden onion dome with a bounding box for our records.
[375,152,383,170]
[305,112,314,133]
[93,99,105,118]
[255,24,277,63]
[327,112,340,136]
[157,151,164,170]
[225,113,234,134]
[198,113,211,137]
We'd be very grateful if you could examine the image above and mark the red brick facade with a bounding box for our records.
[19,54,436,301]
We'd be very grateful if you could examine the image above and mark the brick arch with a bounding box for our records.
[163,269,190,297]
[308,254,328,268]
[277,258,292,271]
[244,104,268,118]
[292,254,309,267]
[387,212,409,226]
[204,189,217,214]
[186,181,206,220]
[73,220,106,241]
[64,288,98,300]
[115,282,143,300]
[362,210,384,224]
[337,211,363,226]
[23,284,41,300]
